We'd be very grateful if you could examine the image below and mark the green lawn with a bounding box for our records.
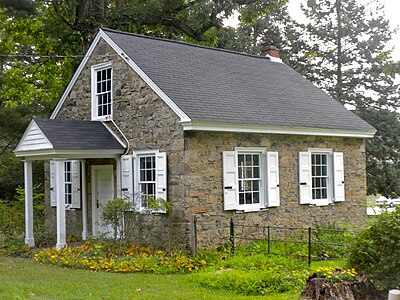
[0,256,299,299]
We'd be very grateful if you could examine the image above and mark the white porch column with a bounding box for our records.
[55,160,66,249]
[24,160,34,247]
[81,160,87,240]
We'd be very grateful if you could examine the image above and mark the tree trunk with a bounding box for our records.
[302,273,384,300]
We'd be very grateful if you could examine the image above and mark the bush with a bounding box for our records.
[0,185,45,251]
[347,209,400,290]
[311,224,350,260]
[101,198,132,241]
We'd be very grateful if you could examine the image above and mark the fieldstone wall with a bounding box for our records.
[183,131,368,248]
[49,39,189,247]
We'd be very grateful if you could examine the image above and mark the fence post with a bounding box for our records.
[267,225,271,255]
[190,215,197,257]
[230,216,235,256]
[308,227,312,266]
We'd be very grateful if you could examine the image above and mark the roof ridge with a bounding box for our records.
[100,27,272,62]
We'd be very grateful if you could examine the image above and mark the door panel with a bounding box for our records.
[92,165,113,237]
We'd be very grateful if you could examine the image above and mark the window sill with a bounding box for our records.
[306,201,335,207]
[92,115,112,122]
[235,207,268,213]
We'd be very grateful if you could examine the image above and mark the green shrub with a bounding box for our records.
[0,185,45,252]
[0,233,33,257]
[101,198,132,241]
[311,224,350,260]
[347,209,400,290]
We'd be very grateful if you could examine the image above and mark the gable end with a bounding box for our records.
[50,29,190,123]
[14,120,53,153]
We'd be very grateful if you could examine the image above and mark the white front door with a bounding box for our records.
[91,165,114,237]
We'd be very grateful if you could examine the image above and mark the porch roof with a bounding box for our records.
[14,118,125,160]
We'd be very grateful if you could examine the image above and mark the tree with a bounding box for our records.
[48,0,288,50]
[218,1,310,75]
[296,0,400,196]
[299,0,399,110]
[357,108,400,198]
[0,6,76,200]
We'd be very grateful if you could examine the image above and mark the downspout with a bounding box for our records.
[103,119,130,155]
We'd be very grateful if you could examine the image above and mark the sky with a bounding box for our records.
[287,0,400,60]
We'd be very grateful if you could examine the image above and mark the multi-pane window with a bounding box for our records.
[139,155,156,208]
[238,153,261,205]
[96,67,112,117]
[223,149,280,211]
[91,62,112,120]
[311,153,328,200]
[64,161,72,205]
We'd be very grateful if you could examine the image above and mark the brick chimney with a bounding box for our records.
[260,43,280,58]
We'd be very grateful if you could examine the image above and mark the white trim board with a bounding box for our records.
[14,149,124,160]
[50,29,191,123]
[50,32,103,119]
[181,121,376,138]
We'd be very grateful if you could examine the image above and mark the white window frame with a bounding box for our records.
[223,148,280,212]
[64,161,72,206]
[91,61,113,121]
[119,150,168,213]
[137,153,157,209]
[299,149,345,206]
[236,148,265,211]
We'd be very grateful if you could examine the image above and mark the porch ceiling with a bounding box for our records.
[14,118,125,160]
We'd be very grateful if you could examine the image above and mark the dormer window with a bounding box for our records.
[91,62,113,120]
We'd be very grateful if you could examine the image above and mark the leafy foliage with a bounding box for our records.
[101,198,132,241]
[0,185,47,255]
[347,209,400,290]
[313,267,358,283]
[34,241,207,274]
[0,186,44,237]
[193,253,308,296]
[299,0,399,110]
[357,108,400,197]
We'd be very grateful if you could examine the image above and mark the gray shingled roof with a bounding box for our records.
[103,28,374,133]
[34,119,124,149]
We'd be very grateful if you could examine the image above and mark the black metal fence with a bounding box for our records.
[229,217,351,266]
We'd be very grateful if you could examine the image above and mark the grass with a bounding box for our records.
[0,255,298,299]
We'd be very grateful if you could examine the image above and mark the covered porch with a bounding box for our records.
[14,118,125,249]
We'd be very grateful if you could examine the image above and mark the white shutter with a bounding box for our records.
[50,160,56,207]
[71,160,81,209]
[155,152,167,213]
[156,152,167,201]
[120,155,133,201]
[132,153,140,210]
[333,152,345,202]
[267,152,280,207]
[223,151,238,210]
[299,152,312,204]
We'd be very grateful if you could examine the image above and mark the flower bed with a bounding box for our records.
[34,241,206,274]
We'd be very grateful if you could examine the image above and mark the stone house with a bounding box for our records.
[14,28,375,250]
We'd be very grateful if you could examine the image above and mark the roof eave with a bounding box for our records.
[181,121,376,138]
[14,148,125,160]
